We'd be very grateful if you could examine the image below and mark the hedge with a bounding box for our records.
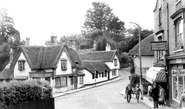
[0,79,52,107]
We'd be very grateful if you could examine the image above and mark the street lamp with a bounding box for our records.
[129,22,143,100]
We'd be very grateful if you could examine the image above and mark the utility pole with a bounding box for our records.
[129,22,143,100]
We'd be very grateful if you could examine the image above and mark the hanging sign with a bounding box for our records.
[150,41,167,51]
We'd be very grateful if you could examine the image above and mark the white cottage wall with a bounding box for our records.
[14,53,31,78]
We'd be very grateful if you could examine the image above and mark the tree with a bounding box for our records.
[0,8,21,71]
[82,2,125,44]
[118,28,153,53]
[0,8,21,51]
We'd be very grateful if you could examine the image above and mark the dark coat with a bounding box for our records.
[152,86,159,101]
[125,85,132,95]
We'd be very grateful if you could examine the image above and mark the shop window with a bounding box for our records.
[61,76,67,87]
[174,17,184,51]
[114,59,118,66]
[18,60,25,71]
[61,59,67,71]
[79,76,83,84]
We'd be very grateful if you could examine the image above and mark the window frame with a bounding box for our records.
[61,59,67,71]
[174,16,184,51]
[114,59,118,66]
[18,60,25,71]
[79,76,83,84]
[55,77,61,88]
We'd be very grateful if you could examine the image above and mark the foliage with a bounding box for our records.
[96,36,107,51]
[0,79,52,107]
[118,28,153,53]
[119,52,131,68]
[0,8,21,51]
[82,2,125,50]
[0,43,10,71]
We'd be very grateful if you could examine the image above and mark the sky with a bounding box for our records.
[0,0,156,45]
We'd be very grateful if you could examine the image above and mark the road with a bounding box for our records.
[55,68,150,109]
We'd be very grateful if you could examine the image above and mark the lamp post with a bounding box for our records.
[129,22,143,100]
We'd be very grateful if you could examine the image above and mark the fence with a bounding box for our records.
[0,98,55,109]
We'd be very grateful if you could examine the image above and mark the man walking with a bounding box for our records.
[152,83,159,109]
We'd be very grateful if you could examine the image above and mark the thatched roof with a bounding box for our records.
[79,50,117,62]
[67,47,84,69]
[0,44,85,79]
[129,33,154,56]
[21,45,65,69]
[83,60,110,74]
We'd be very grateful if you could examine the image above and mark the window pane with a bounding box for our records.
[173,77,177,99]
[55,77,61,87]
[178,76,183,100]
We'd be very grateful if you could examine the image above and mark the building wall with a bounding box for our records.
[134,56,154,76]
[54,48,73,93]
[55,48,72,75]
[83,69,94,84]
[105,55,120,79]
[134,56,154,68]
[154,0,185,107]
[14,52,31,78]
[83,69,108,85]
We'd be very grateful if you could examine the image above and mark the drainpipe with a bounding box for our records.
[166,3,171,106]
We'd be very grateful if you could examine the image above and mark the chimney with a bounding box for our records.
[106,43,111,51]
[25,37,30,45]
[51,35,57,45]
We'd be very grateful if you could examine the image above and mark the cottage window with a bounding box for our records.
[61,59,67,71]
[55,77,61,88]
[112,69,116,76]
[18,60,25,71]
[175,17,184,50]
[61,76,67,87]
[79,76,83,84]
[114,59,118,66]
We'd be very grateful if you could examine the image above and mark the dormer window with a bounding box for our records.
[18,60,25,71]
[61,58,67,71]
[114,59,117,66]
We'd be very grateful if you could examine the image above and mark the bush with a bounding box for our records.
[0,79,52,107]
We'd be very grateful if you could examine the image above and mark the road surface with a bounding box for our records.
[55,68,150,109]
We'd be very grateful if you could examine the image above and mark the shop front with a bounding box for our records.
[168,57,185,106]
[171,69,185,102]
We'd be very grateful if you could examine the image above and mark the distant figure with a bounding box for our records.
[179,90,185,109]
[125,84,132,103]
[158,85,165,106]
[152,83,159,109]
[135,84,141,103]
[148,84,152,101]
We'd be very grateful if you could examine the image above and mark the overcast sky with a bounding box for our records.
[0,0,156,45]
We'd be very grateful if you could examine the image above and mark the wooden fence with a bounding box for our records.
[0,98,55,109]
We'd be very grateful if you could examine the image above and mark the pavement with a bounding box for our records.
[53,77,175,109]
